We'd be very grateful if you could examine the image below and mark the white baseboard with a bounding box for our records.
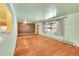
[70,43,79,47]
[39,34,79,47]
[62,40,79,47]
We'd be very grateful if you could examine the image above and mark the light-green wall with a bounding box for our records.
[64,12,79,45]
[35,12,79,45]
[0,4,17,56]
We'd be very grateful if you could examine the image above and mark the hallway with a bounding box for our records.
[14,34,79,56]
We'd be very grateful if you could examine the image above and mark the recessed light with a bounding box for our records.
[24,21,27,24]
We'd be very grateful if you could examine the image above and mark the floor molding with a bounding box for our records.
[40,34,79,47]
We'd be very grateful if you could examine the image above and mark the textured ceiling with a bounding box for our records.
[13,3,79,22]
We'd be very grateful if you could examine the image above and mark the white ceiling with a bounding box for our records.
[13,3,79,22]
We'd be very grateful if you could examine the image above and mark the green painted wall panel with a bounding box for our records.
[36,12,79,45]
[64,12,79,45]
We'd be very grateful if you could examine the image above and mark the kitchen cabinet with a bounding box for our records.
[18,23,35,34]
[0,4,12,33]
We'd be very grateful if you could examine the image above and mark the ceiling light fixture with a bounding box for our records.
[24,16,27,24]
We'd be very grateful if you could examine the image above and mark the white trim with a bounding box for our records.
[40,34,79,47]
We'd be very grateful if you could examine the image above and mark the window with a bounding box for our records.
[42,19,64,36]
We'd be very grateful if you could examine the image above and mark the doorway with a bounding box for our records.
[36,25,39,35]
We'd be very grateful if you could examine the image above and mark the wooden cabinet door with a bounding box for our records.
[18,23,35,34]
[18,23,26,34]
[26,24,35,33]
